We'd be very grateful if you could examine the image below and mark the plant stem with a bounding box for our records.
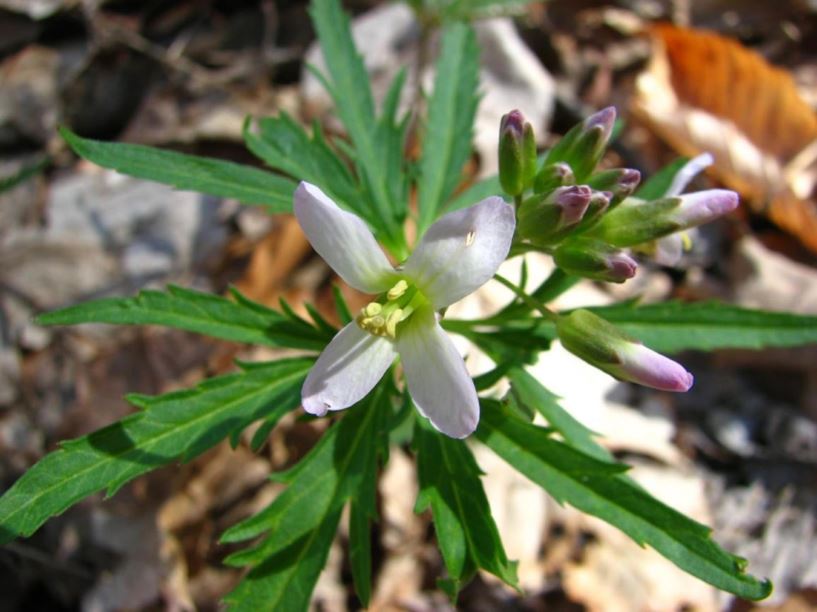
[493,273,559,321]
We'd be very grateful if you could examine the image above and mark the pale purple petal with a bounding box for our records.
[302,322,396,416]
[666,153,714,197]
[294,182,396,294]
[617,343,694,392]
[673,189,739,227]
[403,197,515,309]
[605,250,638,281]
[396,308,479,438]
[585,106,616,143]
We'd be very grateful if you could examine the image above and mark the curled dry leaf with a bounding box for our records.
[632,23,817,252]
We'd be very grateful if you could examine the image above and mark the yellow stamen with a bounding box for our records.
[680,231,693,252]
[385,308,403,339]
[387,280,408,301]
[364,302,382,317]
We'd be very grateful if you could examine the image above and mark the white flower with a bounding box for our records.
[654,152,716,266]
[294,182,515,438]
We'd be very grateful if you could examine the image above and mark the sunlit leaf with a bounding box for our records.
[60,128,295,212]
[0,359,310,544]
[477,401,772,601]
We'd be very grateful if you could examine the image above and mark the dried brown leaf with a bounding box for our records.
[633,23,817,253]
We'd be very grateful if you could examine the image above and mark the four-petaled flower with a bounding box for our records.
[294,182,515,438]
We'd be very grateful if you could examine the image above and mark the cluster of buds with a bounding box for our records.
[498,107,739,282]
[496,107,740,393]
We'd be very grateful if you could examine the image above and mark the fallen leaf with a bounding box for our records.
[633,23,817,253]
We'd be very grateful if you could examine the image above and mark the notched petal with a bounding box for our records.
[294,182,395,294]
[302,322,396,416]
[404,196,515,309]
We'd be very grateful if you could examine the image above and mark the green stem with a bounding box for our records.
[493,273,558,322]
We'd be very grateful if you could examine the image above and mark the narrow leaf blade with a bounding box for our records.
[476,401,772,601]
[591,301,817,353]
[0,359,311,544]
[414,420,518,595]
[60,128,296,212]
[223,383,392,609]
[36,285,331,350]
[417,23,480,232]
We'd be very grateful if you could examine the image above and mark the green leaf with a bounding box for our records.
[0,155,50,193]
[476,401,773,600]
[434,0,532,20]
[442,318,554,364]
[226,506,344,612]
[243,115,368,221]
[417,23,480,232]
[332,285,353,326]
[0,359,311,544]
[36,285,331,351]
[442,174,502,214]
[508,368,612,462]
[60,128,296,212]
[635,157,689,200]
[414,419,518,597]
[309,0,406,252]
[590,300,817,353]
[223,382,392,611]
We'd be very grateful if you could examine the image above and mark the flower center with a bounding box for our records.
[356,280,427,339]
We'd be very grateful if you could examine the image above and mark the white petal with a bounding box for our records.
[653,233,684,267]
[666,153,714,197]
[294,182,396,294]
[403,196,515,309]
[396,308,479,438]
[302,322,396,416]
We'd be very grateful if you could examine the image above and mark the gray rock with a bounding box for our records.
[0,46,60,148]
[0,169,227,346]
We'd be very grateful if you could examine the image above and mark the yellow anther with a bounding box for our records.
[385,308,403,339]
[387,280,408,301]
[364,302,382,317]
[680,231,693,252]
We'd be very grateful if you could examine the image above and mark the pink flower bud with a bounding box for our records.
[499,110,537,196]
[557,309,693,392]
[673,189,739,227]
[583,106,616,144]
[553,238,637,283]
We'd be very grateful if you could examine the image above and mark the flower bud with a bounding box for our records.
[545,107,616,181]
[499,110,537,196]
[588,189,739,247]
[518,185,592,245]
[575,189,611,230]
[553,238,637,283]
[557,309,694,392]
[533,162,575,194]
[587,168,641,207]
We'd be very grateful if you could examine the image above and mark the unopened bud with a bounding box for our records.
[587,168,641,207]
[589,189,739,247]
[533,162,575,194]
[576,189,611,230]
[499,110,537,196]
[518,185,592,246]
[557,309,694,392]
[545,107,616,181]
[553,238,637,283]
[672,189,738,227]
